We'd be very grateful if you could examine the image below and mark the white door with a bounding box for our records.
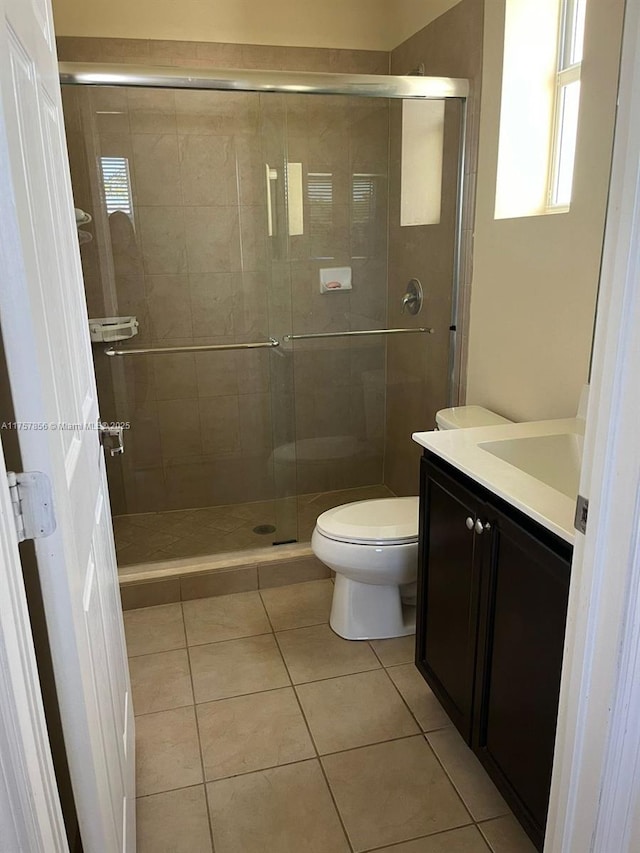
[0,0,135,851]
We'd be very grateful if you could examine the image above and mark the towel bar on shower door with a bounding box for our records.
[104,338,280,356]
[282,327,434,342]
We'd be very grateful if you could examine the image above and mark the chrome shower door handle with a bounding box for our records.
[99,423,125,457]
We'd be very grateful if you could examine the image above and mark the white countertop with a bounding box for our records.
[412,418,584,544]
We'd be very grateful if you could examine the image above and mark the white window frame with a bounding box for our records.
[548,0,587,210]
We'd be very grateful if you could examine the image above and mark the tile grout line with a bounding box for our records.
[421,728,512,827]
[379,660,475,740]
[476,817,522,853]
[359,820,489,853]
[374,654,434,734]
[371,653,486,832]
[475,819,504,853]
[127,642,186,659]
[307,730,441,762]
[132,709,451,766]
[418,728,477,830]
[130,668,458,739]
[267,606,355,853]
[181,600,218,853]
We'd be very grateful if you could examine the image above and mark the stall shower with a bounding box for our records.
[60,65,466,569]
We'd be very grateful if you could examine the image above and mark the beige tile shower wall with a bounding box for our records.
[61,39,390,514]
[385,0,483,496]
[56,37,389,74]
[388,1,464,48]
[285,95,390,495]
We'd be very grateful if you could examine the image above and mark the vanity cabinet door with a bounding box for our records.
[474,506,571,850]
[416,459,484,741]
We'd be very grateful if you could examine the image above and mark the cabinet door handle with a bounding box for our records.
[475,519,491,535]
[465,517,474,531]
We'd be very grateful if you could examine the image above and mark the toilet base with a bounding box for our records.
[329,573,416,640]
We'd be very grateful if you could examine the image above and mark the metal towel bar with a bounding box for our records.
[104,338,280,356]
[104,328,433,355]
[282,327,434,342]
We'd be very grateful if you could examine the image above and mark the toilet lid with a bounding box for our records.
[316,497,419,545]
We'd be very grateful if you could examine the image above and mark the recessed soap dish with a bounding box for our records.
[89,316,139,343]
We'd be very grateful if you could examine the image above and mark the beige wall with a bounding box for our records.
[53,0,389,51]
[52,0,461,52]
[466,0,624,422]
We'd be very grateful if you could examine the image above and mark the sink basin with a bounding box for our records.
[478,432,583,499]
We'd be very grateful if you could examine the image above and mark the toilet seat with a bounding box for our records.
[316,497,419,546]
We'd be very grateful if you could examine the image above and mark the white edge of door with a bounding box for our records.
[545,0,640,850]
[0,432,68,853]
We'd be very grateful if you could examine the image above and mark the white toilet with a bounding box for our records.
[312,405,512,640]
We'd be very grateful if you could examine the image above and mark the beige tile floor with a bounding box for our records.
[125,579,539,853]
[115,484,395,566]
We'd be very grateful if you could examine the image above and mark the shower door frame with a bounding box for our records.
[58,63,469,100]
[61,62,470,546]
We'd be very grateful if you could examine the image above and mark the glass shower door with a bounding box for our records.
[61,78,464,564]
[61,83,300,562]
[272,90,464,517]
[285,94,389,496]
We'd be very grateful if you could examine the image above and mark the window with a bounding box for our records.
[548,0,587,207]
[99,156,133,218]
[494,0,587,219]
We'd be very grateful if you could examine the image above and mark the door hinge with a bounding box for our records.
[574,494,589,535]
[7,471,57,543]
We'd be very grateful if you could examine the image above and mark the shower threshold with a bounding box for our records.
[114,484,394,569]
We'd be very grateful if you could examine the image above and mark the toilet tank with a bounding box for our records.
[435,405,512,430]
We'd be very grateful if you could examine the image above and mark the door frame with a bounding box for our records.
[2,4,640,852]
[545,0,640,849]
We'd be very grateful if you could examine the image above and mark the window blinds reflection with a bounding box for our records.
[100,156,134,218]
[352,173,381,259]
[352,174,377,226]
[308,172,334,233]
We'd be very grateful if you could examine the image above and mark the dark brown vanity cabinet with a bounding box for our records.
[416,454,572,851]
[416,458,485,741]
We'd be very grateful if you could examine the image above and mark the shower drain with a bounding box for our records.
[253,524,277,535]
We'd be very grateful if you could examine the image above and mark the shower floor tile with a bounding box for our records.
[127,580,529,853]
[114,484,395,567]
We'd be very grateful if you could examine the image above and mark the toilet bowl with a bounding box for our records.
[312,406,512,641]
[312,497,419,640]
